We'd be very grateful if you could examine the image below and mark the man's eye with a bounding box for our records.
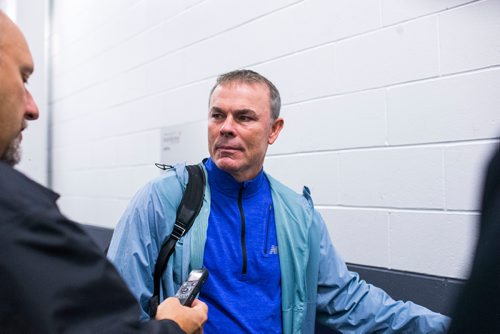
[212,113,224,119]
[239,115,253,121]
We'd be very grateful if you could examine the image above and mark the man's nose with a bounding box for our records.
[220,116,235,136]
[25,89,39,120]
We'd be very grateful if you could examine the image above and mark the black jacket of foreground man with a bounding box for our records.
[0,161,183,334]
[448,144,500,334]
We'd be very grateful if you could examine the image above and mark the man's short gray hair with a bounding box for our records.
[208,69,281,120]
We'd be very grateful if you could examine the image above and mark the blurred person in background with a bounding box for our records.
[448,144,500,334]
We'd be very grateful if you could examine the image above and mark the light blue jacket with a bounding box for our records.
[108,164,450,333]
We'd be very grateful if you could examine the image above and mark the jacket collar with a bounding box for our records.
[0,161,60,205]
[204,158,265,198]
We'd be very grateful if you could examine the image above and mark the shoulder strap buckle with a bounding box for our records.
[171,221,186,240]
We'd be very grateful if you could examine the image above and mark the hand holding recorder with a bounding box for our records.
[155,269,209,333]
[156,297,207,334]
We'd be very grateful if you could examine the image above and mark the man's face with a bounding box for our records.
[0,12,39,166]
[208,82,283,182]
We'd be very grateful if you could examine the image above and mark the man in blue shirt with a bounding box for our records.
[108,69,450,333]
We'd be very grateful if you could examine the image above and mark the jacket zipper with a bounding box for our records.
[238,185,247,274]
[263,204,272,254]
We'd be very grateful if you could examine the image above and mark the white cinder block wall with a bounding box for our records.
[49,0,500,279]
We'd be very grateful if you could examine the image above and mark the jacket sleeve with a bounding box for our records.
[0,205,184,334]
[107,175,182,320]
[314,211,451,333]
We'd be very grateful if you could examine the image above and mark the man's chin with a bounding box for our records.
[1,138,22,166]
[213,157,241,173]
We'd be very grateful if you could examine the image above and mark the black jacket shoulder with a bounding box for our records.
[0,161,59,217]
[0,162,184,334]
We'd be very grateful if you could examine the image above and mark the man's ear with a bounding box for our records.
[268,118,284,145]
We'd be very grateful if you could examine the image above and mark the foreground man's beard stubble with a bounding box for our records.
[1,131,23,166]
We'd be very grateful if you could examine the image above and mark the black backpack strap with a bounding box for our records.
[149,164,206,318]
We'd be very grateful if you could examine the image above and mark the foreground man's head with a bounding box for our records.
[0,11,39,166]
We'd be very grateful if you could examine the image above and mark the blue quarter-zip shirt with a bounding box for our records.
[200,158,282,333]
